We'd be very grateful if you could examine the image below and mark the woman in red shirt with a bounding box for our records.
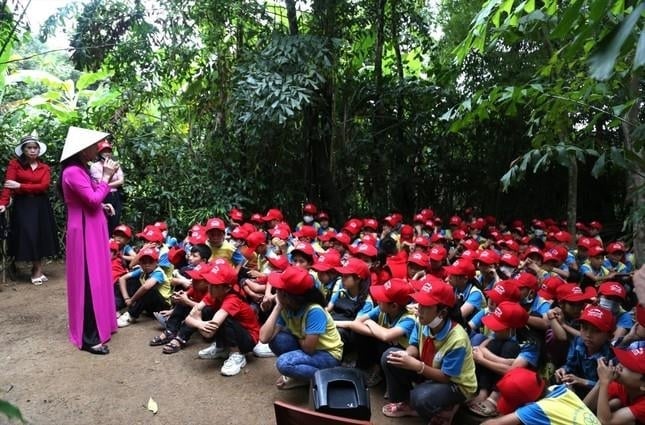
[0,134,58,284]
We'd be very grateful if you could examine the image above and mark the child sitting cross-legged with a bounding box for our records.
[381,280,476,424]
[148,262,212,348]
[181,259,260,376]
[116,247,172,327]
[259,266,343,390]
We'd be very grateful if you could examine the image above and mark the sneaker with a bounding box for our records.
[221,352,247,376]
[252,342,275,358]
[198,342,228,360]
[117,312,135,328]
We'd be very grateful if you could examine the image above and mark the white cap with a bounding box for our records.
[15,131,47,157]
[60,126,109,162]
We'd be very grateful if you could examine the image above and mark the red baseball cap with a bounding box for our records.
[303,203,317,215]
[97,140,112,152]
[460,249,478,262]
[497,368,546,415]
[413,236,430,248]
[428,246,447,262]
[268,266,315,295]
[318,230,336,242]
[113,224,133,239]
[411,280,456,307]
[294,225,317,239]
[167,246,186,266]
[291,242,315,259]
[267,254,289,271]
[553,231,572,243]
[153,221,168,231]
[185,262,213,280]
[500,252,519,267]
[228,207,244,222]
[317,211,329,221]
[230,226,249,240]
[137,226,164,243]
[188,230,206,245]
[370,278,412,306]
[577,236,595,249]
[400,225,414,242]
[500,239,520,253]
[269,226,290,240]
[138,247,160,261]
[587,245,605,257]
[250,213,263,224]
[613,345,645,374]
[551,245,569,263]
[205,217,226,232]
[513,272,539,291]
[343,219,363,236]
[332,232,351,247]
[407,252,429,268]
[485,280,521,305]
[524,246,544,260]
[482,301,529,331]
[477,249,500,265]
[462,239,480,251]
[444,258,476,278]
[362,218,379,231]
[262,208,283,222]
[311,250,342,272]
[420,208,434,220]
[556,283,596,303]
[413,213,425,224]
[589,220,603,230]
[246,231,267,249]
[449,215,462,226]
[578,306,616,332]
[335,258,370,280]
[606,242,626,254]
[429,233,446,244]
[598,281,627,300]
[538,276,565,300]
[203,260,238,286]
[451,229,466,241]
[542,250,559,264]
[423,220,435,230]
[350,243,378,258]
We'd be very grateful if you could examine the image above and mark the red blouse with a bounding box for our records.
[0,159,51,206]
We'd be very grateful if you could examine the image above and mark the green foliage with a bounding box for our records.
[0,399,24,423]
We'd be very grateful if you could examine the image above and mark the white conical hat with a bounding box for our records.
[60,126,109,162]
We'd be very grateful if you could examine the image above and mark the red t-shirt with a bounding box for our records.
[202,292,260,343]
[607,381,645,424]
[111,257,128,284]
[186,286,208,303]
[0,159,51,206]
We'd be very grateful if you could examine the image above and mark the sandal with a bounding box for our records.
[162,338,185,354]
[468,398,498,417]
[149,331,175,347]
[31,277,43,286]
[276,375,308,390]
[382,402,419,418]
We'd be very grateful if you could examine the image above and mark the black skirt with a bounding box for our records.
[9,194,58,261]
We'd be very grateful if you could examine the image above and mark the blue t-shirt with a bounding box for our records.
[515,384,601,425]
[616,309,634,330]
[529,295,552,316]
[564,336,613,388]
[130,267,166,286]
[329,287,373,317]
[277,305,327,334]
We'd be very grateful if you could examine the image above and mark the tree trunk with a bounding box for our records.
[567,153,578,250]
[622,72,644,266]
[284,0,298,35]
[370,0,388,211]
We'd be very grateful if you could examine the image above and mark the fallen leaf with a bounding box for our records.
[147,397,158,414]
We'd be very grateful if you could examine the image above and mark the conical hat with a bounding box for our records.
[60,126,109,162]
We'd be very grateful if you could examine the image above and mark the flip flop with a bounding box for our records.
[382,402,419,418]
[276,375,308,390]
[468,398,498,417]
[31,277,43,286]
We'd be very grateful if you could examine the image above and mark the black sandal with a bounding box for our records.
[162,338,185,354]
[149,330,175,347]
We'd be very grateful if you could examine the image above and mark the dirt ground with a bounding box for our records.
[0,262,483,425]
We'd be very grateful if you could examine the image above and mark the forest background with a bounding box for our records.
[0,0,643,264]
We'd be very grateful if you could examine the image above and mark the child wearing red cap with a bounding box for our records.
[445,258,485,323]
[554,306,616,398]
[181,261,260,376]
[482,367,599,425]
[149,262,212,349]
[116,247,172,327]
[204,217,245,268]
[112,224,136,263]
[597,281,635,340]
[469,301,539,416]
[259,266,343,389]
[584,343,645,424]
[328,258,373,358]
[340,278,417,387]
[580,246,618,289]
[381,280,476,423]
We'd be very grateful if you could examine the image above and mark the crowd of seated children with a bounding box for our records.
[108,205,643,424]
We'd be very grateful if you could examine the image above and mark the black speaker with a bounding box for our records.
[311,367,371,420]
